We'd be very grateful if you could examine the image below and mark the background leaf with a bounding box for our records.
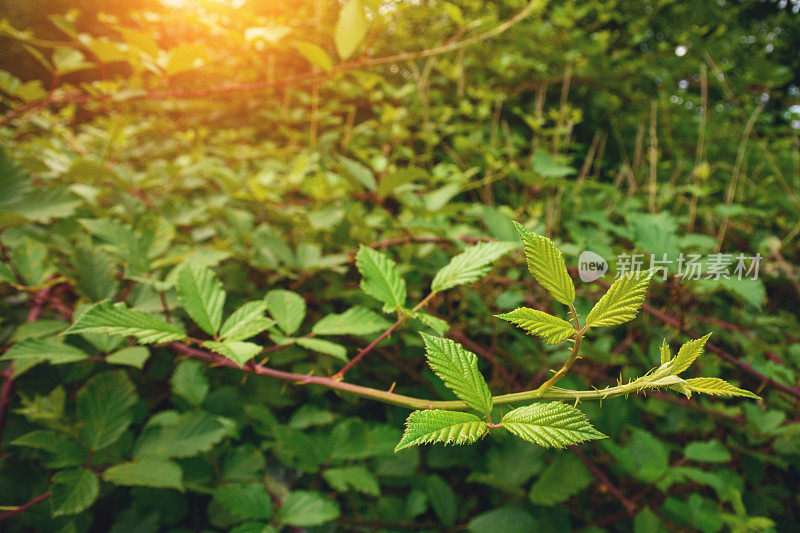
[264,290,306,335]
[50,468,99,516]
[334,0,368,60]
[431,241,517,292]
[65,301,186,344]
[176,263,226,336]
[355,246,407,310]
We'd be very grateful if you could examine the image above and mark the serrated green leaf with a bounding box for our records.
[501,402,606,448]
[296,337,348,361]
[659,339,671,365]
[106,346,149,369]
[323,466,380,496]
[355,246,407,310]
[214,483,273,520]
[495,308,574,344]
[311,306,391,336]
[64,301,186,344]
[176,263,226,336]
[420,333,493,414]
[1,337,88,365]
[672,333,713,374]
[586,271,651,327]
[334,0,368,60]
[220,301,274,342]
[50,468,99,516]
[431,241,517,292]
[683,377,759,399]
[77,370,137,451]
[278,490,340,527]
[264,289,306,335]
[395,410,487,452]
[203,340,262,367]
[170,359,209,406]
[513,222,575,305]
[102,459,183,490]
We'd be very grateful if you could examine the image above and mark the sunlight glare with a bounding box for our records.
[162,0,246,8]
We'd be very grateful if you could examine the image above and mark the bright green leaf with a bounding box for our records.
[495,308,574,344]
[683,377,759,399]
[586,271,651,327]
[420,333,493,414]
[395,410,487,452]
[672,333,713,374]
[514,222,575,305]
[501,402,606,448]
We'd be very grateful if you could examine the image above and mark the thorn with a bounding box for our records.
[388,382,396,393]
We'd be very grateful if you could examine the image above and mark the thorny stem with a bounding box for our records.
[170,339,683,412]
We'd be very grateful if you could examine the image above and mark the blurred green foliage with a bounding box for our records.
[1,0,799,531]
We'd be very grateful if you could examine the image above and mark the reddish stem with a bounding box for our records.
[0,492,51,524]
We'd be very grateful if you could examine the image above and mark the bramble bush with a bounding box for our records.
[1,0,799,531]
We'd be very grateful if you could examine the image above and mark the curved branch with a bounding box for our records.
[169,341,684,411]
[0,492,51,524]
